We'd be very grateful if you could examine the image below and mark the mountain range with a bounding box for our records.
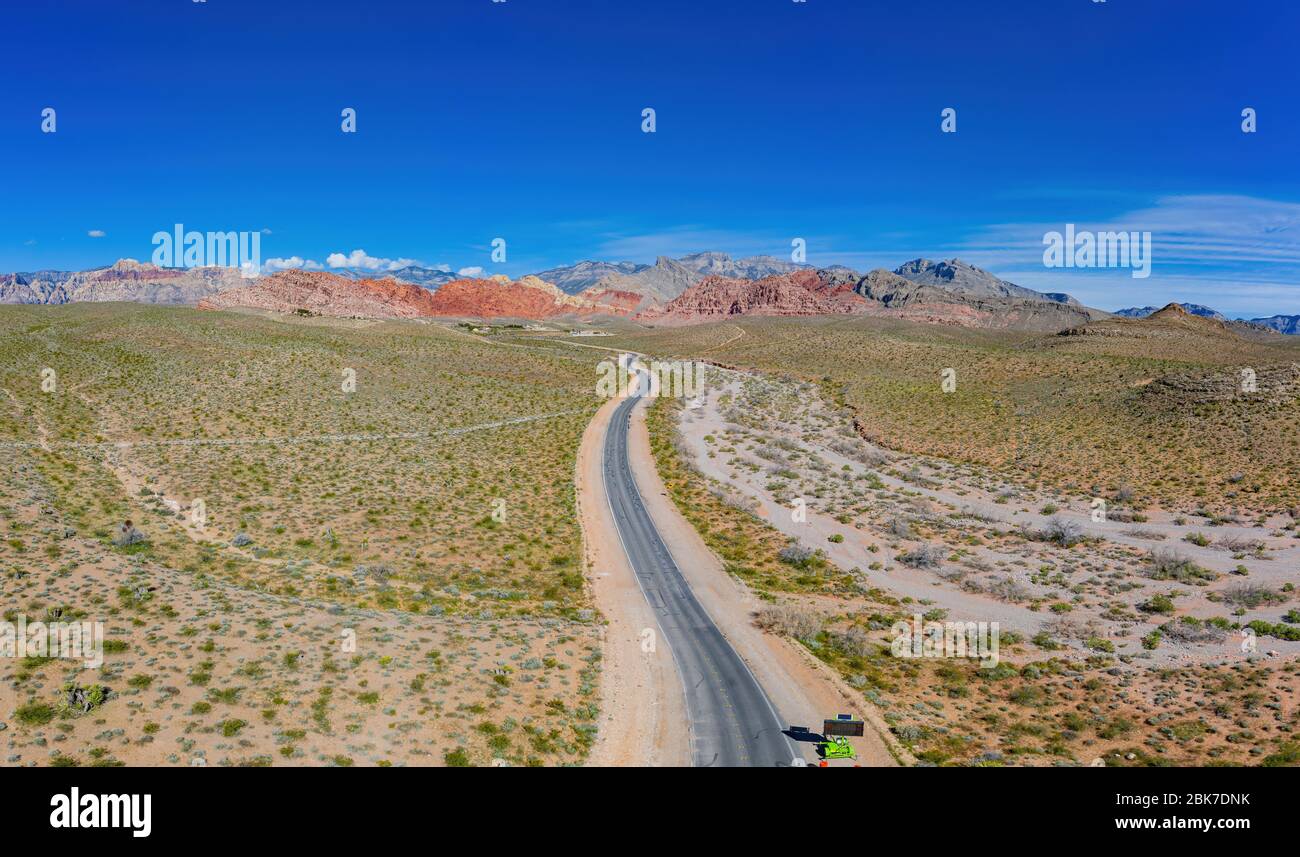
[3,253,1296,335]
[1113,302,1299,335]
[0,259,248,305]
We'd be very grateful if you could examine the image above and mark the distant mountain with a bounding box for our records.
[1113,302,1298,336]
[893,258,1073,304]
[583,256,703,305]
[1,259,247,305]
[851,267,1100,331]
[643,263,1102,332]
[0,271,71,304]
[676,252,805,280]
[1113,303,1224,320]
[532,261,646,293]
[643,270,847,323]
[537,251,813,301]
[1250,314,1300,335]
[333,265,460,289]
[17,254,1291,337]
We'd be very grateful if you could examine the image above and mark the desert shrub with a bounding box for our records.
[1246,620,1300,642]
[829,438,886,466]
[1145,549,1217,583]
[888,517,912,538]
[1042,517,1084,547]
[1214,533,1264,553]
[1159,617,1227,644]
[777,544,817,568]
[1140,594,1176,615]
[989,576,1029,603]
[827,626,872,658]
[754,604,822,641]
[898,544,946,569]
[14,702,56,726]
[1223,584,1286,609]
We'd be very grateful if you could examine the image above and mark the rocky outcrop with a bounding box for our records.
[1140,363,1300,406]
[532,260,647,294]
[198,270,442,318]
[425,275,629,318]
[333,264,460,289]
[675,252,805,280]
[1114,303,1224,320]
[576,287,644,314]
[200,270,633,320]
[1061,303,1235,338]
[640,271,847,322]
[1,259,248,306]
[893,258,1057,301]
[0,272,69,304]
[587,256,704,304]
[540,252,812,298]
[852,268,1099,331]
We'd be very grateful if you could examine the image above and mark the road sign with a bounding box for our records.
[822,716,864,738]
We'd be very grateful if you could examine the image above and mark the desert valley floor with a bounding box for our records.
[2,304,1299,766]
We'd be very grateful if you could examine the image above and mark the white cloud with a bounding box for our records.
[325,248,421,271]
[263,256,323,272]
[457,266,484,277]
[87,230,106,238]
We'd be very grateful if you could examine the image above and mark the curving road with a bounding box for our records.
[601,375,802,767]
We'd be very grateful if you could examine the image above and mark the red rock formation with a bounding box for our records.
[424,276,600,318]
[576,287,645,314]
[641,271,862,323]
[199,270,633,320]
[198,270,440,318]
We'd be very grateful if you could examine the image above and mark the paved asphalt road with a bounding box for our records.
[602,380,803,767]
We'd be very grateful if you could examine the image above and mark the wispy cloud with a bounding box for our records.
[949,195,1300,315]
[87,229,105,238]
[593,227,796,263]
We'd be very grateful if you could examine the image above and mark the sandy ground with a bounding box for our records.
[580,394,690,767]
[681,373,1300,663]
[624,401,903,766]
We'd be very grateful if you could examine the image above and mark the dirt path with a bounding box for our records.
[580,394,690,767]
[701,324,746,354]
[624,401,904,766]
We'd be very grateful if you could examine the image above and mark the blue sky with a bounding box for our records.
[2,0,1298,315]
